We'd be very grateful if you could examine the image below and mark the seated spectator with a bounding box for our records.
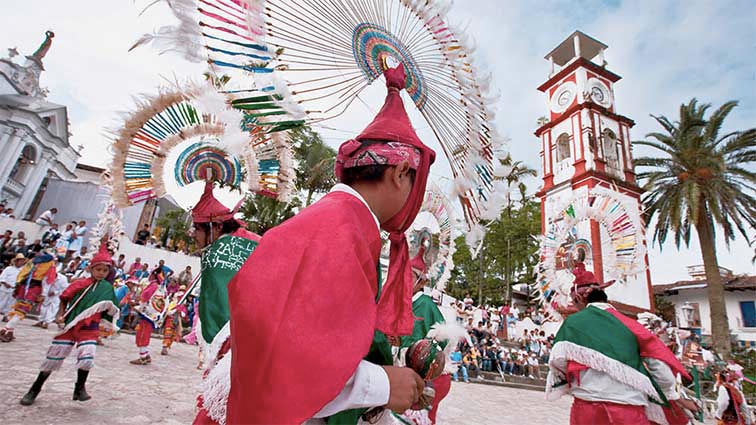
[486,346,499,372]
[463,351,479,379]
[451,350,469,383]
[133,263,150,280]
[127,257,142,276]
[527,353,541,379]
[65,256,82,275]
[35,208,57,226]
[481,346,492,372]
[135,224,151,245]
[465,317,475,331]
[0,208,14,218]
[178,265,193,286]
[41,224,61,245]
[27,239,44,256]
[115,254,127,271]
[146,237,158,248]
[13,231,26,247]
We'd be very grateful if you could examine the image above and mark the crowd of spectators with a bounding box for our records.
[449,293,555,383]
[0,207,198,334]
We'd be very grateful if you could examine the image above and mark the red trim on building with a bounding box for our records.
[535,102,634,137]
[537,58,621,92]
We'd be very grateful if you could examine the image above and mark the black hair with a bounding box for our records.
[195,218,241,236]
[586,288,608,303]
[338,139,417,185]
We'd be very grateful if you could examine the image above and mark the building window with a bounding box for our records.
[556,133,571,162]
[740,301,756,328]
[8,145,37,184]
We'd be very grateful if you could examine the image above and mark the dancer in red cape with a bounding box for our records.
[227,64,435,424]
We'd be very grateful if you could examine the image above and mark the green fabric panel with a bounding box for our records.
[66,280,118,326]
[199,235,258,344]
[400,294,446,349]
[554,305,645,374]
[327,331,393,425]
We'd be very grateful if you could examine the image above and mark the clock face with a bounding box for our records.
[558,90,573,106]
[550,81,577,113]
[591,86,605,103]
[586,78,613,108]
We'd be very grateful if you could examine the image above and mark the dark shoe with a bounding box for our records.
[0,328,13,342]
[130,356,150,365]
[73,369,91,402]
[20,371,51,406]
[20,389,39,406]
[161,347,168,355]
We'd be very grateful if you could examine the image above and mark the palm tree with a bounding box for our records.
[239,193,300,235]
[290,127,336,206]
[499,154,538,206]
[635,99,756,355]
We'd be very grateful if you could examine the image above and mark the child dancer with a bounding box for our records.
[19,243,119,406]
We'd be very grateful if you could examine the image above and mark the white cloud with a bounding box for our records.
[0,0,752,280]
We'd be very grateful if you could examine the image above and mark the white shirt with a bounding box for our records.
[305,185,389,422]
[0,265,21,293]
[35,210,55,225]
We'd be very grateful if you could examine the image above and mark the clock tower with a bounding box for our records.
[535,31,653,312]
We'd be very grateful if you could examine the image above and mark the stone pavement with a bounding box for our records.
[0,321,588,424]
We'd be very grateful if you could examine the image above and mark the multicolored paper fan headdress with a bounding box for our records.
[535,186,646,318]
[407,183,456,293]
[109,82,297,207]
[134,0,509,239]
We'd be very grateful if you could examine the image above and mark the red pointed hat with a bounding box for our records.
[90,242,113,267]
[191,180,237,223]
[572,262,614,289]
[335,64,436,336]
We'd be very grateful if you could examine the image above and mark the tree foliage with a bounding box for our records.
[155,209,194,251]
[447,200,541,306]
[290,126,337,206]
[239,193,300,235]
[635,98,756,356]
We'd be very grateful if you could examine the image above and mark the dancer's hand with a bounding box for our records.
[673,398,700,414]
[381,366,424,412]
[55,315,65,325]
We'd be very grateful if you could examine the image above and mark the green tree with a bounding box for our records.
[155,209,194,251]
[291,126,336,206]
[498,153,537,210]
[239,193,300,235]
[635,99,756,356]
[447,200,541,305]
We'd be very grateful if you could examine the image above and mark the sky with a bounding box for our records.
[0,0,754,283]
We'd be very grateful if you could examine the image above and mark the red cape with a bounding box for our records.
[604,308,691,381]
[226,191,383,424]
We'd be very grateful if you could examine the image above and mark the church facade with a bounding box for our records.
[0,31,80,219]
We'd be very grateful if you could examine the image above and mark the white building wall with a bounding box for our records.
[663,287,756,342]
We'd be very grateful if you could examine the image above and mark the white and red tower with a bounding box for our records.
[535,31,653,313]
